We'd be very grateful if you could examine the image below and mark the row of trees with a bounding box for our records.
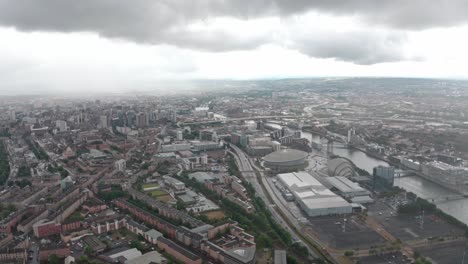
[47,164,69,178]
[176,166,295,251]
[17,165,31,177]
[24,137,49,160]
[0,140,10,185]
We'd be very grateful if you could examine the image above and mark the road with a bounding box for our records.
[28,242,39,264]
[180,115,298,126]
[228,143,324,260]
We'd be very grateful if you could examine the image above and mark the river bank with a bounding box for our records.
[301,129,468,226]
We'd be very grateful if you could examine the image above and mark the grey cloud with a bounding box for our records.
[0,0,269,51]
[268,1,468,29]
[0,0,462,64]
[292,31,409,65]
[0,0,465,34]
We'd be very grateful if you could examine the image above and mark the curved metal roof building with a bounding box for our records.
[328,157,356,177]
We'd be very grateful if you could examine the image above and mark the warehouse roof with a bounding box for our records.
[301,196,350,210]
[326,176,366,193]
[278,172,323,190]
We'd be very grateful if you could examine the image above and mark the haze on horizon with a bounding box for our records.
[1,0,468,95]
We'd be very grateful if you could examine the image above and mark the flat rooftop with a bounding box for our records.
[326,176,367,193]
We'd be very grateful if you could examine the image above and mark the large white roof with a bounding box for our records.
[278,172,323,190]
[278,172,350,210]
[327,176,366,193]
[301,196,350,210]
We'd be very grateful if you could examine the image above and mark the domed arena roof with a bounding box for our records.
[264,149,308,163]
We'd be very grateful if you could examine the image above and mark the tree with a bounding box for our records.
[344,250,354,257]
[48,254,60,264]
[176,199,186,210]
[84,245,93,255]
[17,165,31,177]
[60,169,69,178]
[256,233,273,249]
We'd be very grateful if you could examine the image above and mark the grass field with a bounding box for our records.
[202,210,226,220]
[155,194,175,203]
[149,190,166,196]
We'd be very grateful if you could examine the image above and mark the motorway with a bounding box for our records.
[228,143,326,260]
[179,115,298,126]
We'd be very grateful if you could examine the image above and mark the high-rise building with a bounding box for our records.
[201,154,208,165]
[9,110,15,121]
[272,141,281,151]
[99,116,108,129]
[177,130,183,141]
[136,112,148,128]
[126,110,136,127]
[169,109,177,123]
[373,165,395,189]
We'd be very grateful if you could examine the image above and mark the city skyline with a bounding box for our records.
[1,1,468,94]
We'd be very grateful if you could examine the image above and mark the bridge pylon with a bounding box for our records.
[327,140,334,158]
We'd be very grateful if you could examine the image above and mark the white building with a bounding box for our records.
[163,176,186,193]
[325,176,372,200]
[249,137,272,147]
[401,158,421,171]
[277,172,352,216]
[56,120,68,132]
[201,154,208,165]
[115,159,126,171]
[191,141,221,151]
[272,141,281,151]
[194,106,209,117]
[9,110,16,121]
[176,130,183,141]
[108,248,142,262]
[125,251,165,264]
[161,143,191,152]
[245,120,257,130]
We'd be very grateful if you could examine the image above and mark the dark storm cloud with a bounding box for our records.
[1,0,466,33]
[0,0,269,51]
[270,0,468,29]
[0,0,463,64]
[292,31,409,65]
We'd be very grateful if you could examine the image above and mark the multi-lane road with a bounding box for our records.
[228,143,326,260]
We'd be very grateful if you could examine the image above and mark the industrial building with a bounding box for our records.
[325,176,373,203]
[277,172,352,217]
[328,157,355,177]
[326,176,370,198]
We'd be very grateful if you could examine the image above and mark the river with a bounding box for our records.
[301,130,468,225]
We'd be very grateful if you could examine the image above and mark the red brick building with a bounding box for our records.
[157,237,201,264]
[114,199,177,239]
[39,245,70,261]
[33,220,62,238]
[90,215,126,234]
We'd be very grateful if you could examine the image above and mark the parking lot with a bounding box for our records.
[417,240,468,264]
[308,215,386,249]
[358,252,411,264]
[368,199,464,241]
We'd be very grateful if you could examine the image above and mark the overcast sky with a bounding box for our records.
[1,0,468,94]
